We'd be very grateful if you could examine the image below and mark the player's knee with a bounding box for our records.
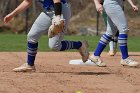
[27,33,38,43]
[119,25,129,34]
[49,44,60,51]
[119,30,129,34]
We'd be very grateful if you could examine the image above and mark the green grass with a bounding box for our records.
[0,34,140,52]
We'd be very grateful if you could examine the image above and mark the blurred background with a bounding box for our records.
[0,0,139,52]
[0,0,140,36]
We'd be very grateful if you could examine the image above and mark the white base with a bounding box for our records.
[69,59,96,66]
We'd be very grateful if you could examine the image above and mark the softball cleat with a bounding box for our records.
[78,40,89,62]
[120,58,139,67]
[13,63,36,72]
[89,55,106,67]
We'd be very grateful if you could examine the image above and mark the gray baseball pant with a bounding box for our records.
[103,0,129,36]
[27,3,71,51]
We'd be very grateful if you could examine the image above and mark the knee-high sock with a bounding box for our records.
[27,42,38,66]
[94,34,112,56]
[118,34,128,59]
[60,41,82,51]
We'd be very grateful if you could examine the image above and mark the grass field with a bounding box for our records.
[0,34,140,52]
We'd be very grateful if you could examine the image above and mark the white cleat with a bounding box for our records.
[78,40,89,62]
[89,55,106,67]
[120,58,139,67]
[13,63,36,72]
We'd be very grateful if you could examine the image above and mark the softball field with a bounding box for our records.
[0,52,140,93]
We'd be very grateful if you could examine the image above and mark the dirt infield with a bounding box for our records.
[0,52,140,93]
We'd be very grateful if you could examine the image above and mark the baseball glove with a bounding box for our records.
[48,16,65,38]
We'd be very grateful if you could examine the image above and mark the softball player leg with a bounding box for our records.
[13,12,52,72]
[89,33,112,67]
[102,10,118,56]
[89,26,113,67]
[49,3,89,62]
[89,11,119,67]
[108,31,118,56]
[109,39,118,55]
[103,0,139,67]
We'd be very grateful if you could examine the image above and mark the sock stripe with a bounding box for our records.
[118,40,127,43]
[28,53,36,56]
[71,42,73,49]
[70,41,73,50]
[99,40,107,45]
[102,36,110,43]
[60,41,82,51]
[104,34,112,38]
[103,35,110,41]
[119,43,127,46]
[66,41,69,50]
[118,38,127,40]
[28,50,37,54]
[28,47,38,51]
[68,41,70,50]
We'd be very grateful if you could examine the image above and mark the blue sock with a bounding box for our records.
[94,34,111,56]
[118,34,128,59]
[60,41,82,51]
[27,42,38,66]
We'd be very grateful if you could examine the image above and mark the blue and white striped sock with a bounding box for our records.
[94,34,112,56]
[27,42,38,66]
[118,34,128,59]
[60,41,82,51]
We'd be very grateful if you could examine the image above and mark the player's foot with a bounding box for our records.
[108,50,117,56]
[78,40,89,62]
[13,63,36,72]
[120,57,139,67]
[89,55,106,67]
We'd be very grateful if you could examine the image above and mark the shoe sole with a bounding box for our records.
[13,69,36,72]
[121,64,139,67]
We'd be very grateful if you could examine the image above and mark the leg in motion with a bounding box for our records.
[89,33,112,67]
[13,12,52,72]
[103,0,139,67]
